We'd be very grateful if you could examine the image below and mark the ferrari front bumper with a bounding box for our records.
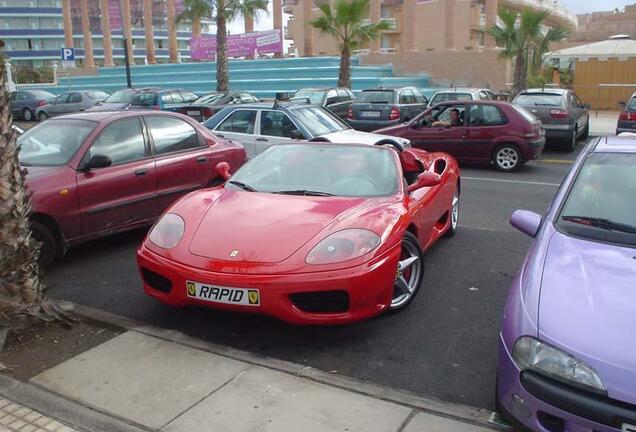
[137,244,401,325]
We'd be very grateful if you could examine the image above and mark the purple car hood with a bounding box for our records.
[539,230,636,403]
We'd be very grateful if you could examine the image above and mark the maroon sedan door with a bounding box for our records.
[143,115,217,213]
[76,117,157,236]
[410,104,467,159]
[463,104,509,162]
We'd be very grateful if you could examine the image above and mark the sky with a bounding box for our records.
[560,0,633,14]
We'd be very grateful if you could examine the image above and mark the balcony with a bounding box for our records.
[353,48,371,55]
[282,0,297,14]
[471,13,487,29]
[378,47,397,54]
[380,17,397,30]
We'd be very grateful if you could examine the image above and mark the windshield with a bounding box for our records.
[227,144,398,197]
[356,91,395,104]
[627,97,636,111]
[27,90,55,100]
[131,93,158,106]
[429,93,471,105]
[18,119,97,166]
[292,106,348,136]
[87,91,109,101]
[557,153,636,246]
[195,93,224,104]
[290,89,325,104]
[104,89,135,103]
[515,94,564,107]
[511,104,537,123]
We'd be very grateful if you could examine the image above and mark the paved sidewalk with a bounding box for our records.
[0,398,78,432]
[589,111,619,136]
[30,330,496,432]
[0,305,502,432]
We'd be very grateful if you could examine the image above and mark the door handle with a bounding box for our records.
[197,156,207,163]
[256,138,268,142]
[134,168,148,176]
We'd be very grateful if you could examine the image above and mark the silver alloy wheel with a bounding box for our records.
[495,147,519,170]
[451,191,459,231]
[23,108,33,121]
[391,241,422,308]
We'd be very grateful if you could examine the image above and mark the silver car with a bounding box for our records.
[204,103,411,158]
[427,87,495,107]
[513,88,590,151]
[36,90,109,121]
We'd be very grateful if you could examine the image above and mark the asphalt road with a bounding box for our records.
[36,127,587,411]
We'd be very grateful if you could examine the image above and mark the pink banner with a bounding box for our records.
[190,29,284,60]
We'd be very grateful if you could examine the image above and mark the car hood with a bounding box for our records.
[321,129,408,146]
[189,190,367,264]
[22,164,66,181]
[539,230,636,403]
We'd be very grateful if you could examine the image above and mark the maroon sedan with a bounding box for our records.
[376,100,545,171]
[18,111,246,267]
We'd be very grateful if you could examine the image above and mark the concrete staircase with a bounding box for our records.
[45,56,431,98]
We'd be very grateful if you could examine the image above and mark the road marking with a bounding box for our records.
[463,176,560,187]
[537,159,574,164]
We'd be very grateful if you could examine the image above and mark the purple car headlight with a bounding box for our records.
[513,336,606,394]
[148,214,185,249]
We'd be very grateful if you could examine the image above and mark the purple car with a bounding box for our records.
[497,135,636,432]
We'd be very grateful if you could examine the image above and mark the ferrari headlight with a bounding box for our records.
[306,229,380,265]
[512,336,606,393]
[148,214,185,249]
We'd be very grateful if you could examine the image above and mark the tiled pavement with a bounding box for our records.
[0,399,78,432]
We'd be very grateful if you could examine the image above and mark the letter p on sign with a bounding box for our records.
[61,48,75,61]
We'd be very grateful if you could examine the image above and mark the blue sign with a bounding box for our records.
[61,47,75,61]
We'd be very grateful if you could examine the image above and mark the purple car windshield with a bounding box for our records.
[557,152,636,246]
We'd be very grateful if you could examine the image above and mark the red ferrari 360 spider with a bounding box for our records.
[137,143,460,324]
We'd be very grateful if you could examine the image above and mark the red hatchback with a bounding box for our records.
[18,111,246,267]
[376,100,545,171]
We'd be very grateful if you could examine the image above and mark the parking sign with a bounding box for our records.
[61,47,75,61]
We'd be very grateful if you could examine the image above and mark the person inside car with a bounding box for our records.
[432,108,462,127]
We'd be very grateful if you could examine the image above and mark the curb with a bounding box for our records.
[70,303,504,431]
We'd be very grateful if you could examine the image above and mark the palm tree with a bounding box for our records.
[0,51,73,341]
[530,26,568,76]
[178,0,267,90]
[177,0,212,38]
[311,0,390,89]
[488,8,550,96]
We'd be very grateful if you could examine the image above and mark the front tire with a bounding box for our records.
[37,111,49,122]
[31,221,57,270]
[444,188,460,237]
[23,108,34,121]
[493,145,521,171]
[390,232,424,311]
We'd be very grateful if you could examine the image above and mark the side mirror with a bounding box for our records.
[290,129,304,140]
[215,161,231,181]
[82,154,112,171]
[407,171,441,193]
[510,210,541,238]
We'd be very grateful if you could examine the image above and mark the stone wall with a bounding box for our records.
[360,49,512,92]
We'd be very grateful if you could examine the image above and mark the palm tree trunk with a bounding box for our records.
[80,0,95,67]
[167,0,178,63]
[216,11,229,91]
[192,18,202,38]
[100,0,114,66]
[512,51,526,97]
[338,45,351,88]
[143,0,156,64]
[0,61,72,330]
